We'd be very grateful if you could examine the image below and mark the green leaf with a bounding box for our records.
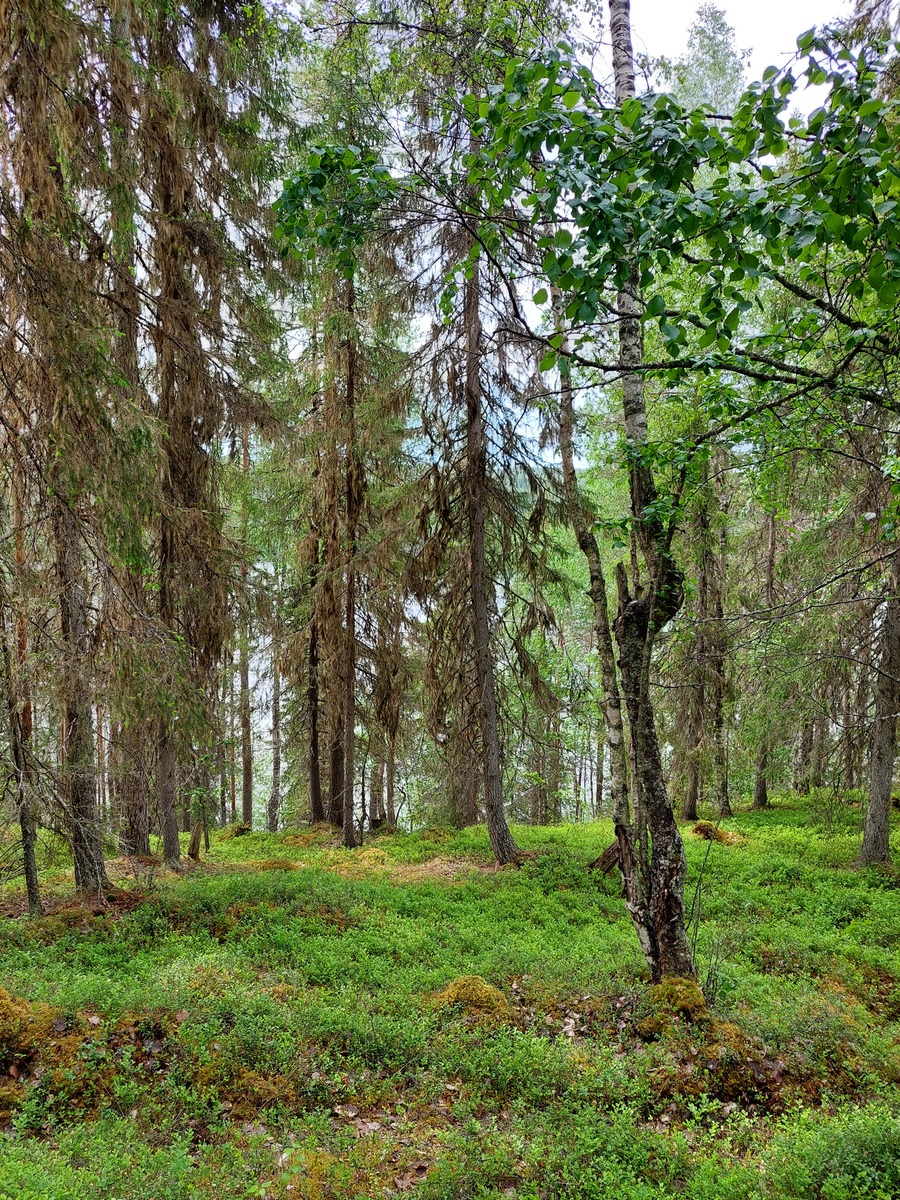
[540,350,558,371]
[645,295,665,317]
[532,287,549,305]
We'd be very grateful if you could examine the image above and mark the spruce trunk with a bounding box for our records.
[54,499,107,892]
[464,259,518,865]
[861,551,900,865]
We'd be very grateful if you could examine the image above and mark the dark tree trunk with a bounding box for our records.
[794,721,813,794]
[342,278,361,850]
[268,621,281,833]
[157,714,181,867]
[682,752,700,822]
[370,758,385,828]
[342,568,359,848]
[385,736,397,831]
[464,259,518,865]
[308,619,325,823]
[753,743,770,810]
[157,521,181,867]
[54,499,107,892]
[861,552,900,865]
[118,724,150,856]
[606,0,695,983]
[327,705,345,828]
[1,616,41,913]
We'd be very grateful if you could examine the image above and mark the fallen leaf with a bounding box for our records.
[354,1119,381,1137]
[87,1015,101,1026]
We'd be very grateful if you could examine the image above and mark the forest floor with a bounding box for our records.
[0,798,899,1199]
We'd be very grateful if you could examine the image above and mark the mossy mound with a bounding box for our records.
[636,976,709,1038]
[221,823,253,839]
[0,986,55,1070]
[691,821,744,845]
[435,975,516,1023]
[647,1017,785,1111]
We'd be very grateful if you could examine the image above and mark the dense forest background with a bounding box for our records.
[2,0,900,964]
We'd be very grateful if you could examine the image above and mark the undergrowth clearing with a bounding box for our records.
[0,800,898,1199]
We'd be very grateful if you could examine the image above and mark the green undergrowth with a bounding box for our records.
[0,799,898,1198]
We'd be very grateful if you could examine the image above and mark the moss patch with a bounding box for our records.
[434,975,517,1023]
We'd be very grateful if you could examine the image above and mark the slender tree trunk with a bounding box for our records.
[1,614,41,913]
[554,289,649,969]
[308,618,325,822]
[682,751,700,822]
[342,568,359,847]
[54,499,107,892]
[370,758,385,828]
[217,736,227,827]
[464,258,518,865]
[861,551,900,865]
[595,730,604,816]
[607,0,694,982]
[753,744,769,810]
[157,521,181,867]
[268,618,281,833]
[5,462,41,912]
[794,720,813,794]
[385,735,397,831]
[240,425,253,826]
[157,715,181,867]
[228,651,237,821]
[342,279,361,850]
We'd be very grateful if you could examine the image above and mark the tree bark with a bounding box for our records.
[268,618,281,833]
[464,258,518,865]
[54,498,107,892]
[1,612,41,913]
[4,462,41,912]
[385,735,397,831]
[307,618,325,822]
[607,0,695,983]
[118,723,151,856]
[157,522,181,868]
[240,425,253,827]
[861,551,900,865]
[342,278,361,850]
[753,743,770,810]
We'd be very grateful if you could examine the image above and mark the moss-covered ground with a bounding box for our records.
[0,798,899,1199]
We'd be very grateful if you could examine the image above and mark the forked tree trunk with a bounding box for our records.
[54,498,107,892]
[464,258,518,865]
[608,0,695,982]
[861,551,900,865]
